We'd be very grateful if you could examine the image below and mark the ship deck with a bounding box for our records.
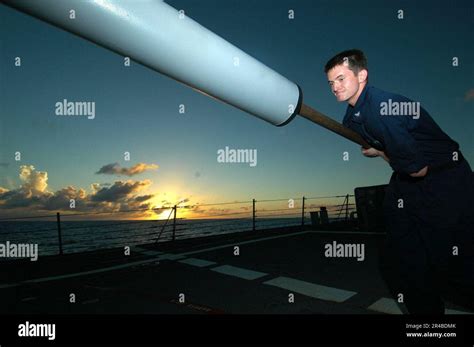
[2,227,472,315]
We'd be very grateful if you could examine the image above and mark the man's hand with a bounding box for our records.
[361,147,379,157]
[409,166,428,177]
[361,147,390,162]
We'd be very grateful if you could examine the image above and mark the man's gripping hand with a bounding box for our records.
[361,147,380,157]
[361,147,390,162]
[361,147,390,163]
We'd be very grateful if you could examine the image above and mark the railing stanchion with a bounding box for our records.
[56,212,63,255]
[172,205,177,242]
[301,196,305,227]
[345,194,349,221]
[252,199,256,231]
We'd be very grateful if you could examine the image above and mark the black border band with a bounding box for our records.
[276,84,303,127]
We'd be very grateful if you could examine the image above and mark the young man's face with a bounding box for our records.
[327,64,367,106]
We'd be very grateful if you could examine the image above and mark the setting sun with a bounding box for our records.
[143,190,196,221]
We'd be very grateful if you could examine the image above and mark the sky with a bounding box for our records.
[0,0,472,220]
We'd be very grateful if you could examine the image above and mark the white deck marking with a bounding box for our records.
[0,283,17,289]
[367,297,403,314]
[159,253,186,260]
[178,258,216,267]
[368,297,474,314]
[20,297,37,302]
[138,250,164,256]
[211,265,267,280]
[264,276,357,303]
[133,246,163,256]
[446,308,473,315]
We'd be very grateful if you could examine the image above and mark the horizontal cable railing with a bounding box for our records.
[0,194,358,256]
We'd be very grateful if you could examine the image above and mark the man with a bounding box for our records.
[325,49,474,314]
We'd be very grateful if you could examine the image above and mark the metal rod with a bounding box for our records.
[299,103,370,148]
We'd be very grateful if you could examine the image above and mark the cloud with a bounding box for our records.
[0,166,53,209]
[96,163,159,176]
[0,166,156,218]
[202,207,231,216]
[134,194,154,202]
[91,180,152,202]
[42,186,87,210]
[0,189,43,208]
[19,165,49,194]
[91,183,101,193]
[120,200,152,212]
[465,89,474,101]
[0,167,208,221]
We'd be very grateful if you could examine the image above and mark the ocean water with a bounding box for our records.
[0,218,306,257]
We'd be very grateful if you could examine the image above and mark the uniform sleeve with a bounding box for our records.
[368,98,427,175]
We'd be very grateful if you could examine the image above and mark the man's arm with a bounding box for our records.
[361,147,428,177]
[364,91,429,176]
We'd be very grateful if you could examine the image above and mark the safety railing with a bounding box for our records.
[0,194,357,256]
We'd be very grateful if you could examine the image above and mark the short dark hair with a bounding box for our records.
[324,49,368,75]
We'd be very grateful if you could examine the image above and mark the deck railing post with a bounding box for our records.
[345,194,349,221]
[56,212,63,255]
[301,196,305,227]
[252,199,256,231]
[172,205,177,242]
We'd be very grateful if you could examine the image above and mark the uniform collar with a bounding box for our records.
[350,83,370,113]
[343,84,370,125]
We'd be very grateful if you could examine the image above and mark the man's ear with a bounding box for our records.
[358,69,368,83]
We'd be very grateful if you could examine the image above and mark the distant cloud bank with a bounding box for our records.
[96,162,158,176]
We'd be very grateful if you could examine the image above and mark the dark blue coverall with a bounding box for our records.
[343,85,474,314]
